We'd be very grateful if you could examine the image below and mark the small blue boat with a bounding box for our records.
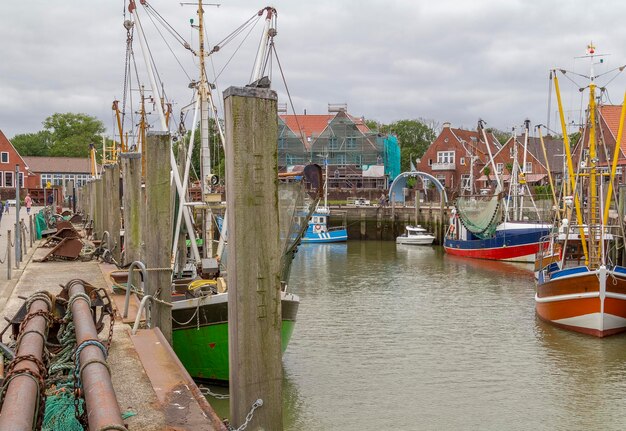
[301,208,347,243]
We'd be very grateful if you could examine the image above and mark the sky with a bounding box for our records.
[2,0,626,140]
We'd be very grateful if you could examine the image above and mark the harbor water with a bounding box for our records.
[210,241,626,430]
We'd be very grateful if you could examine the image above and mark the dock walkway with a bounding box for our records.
[0,226,225,430]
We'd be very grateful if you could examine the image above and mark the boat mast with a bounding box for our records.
[130,0,202,263]
[197,0,215,258]
[479,121,502,193]
[518,119,530,220]
[553,70,589,265]
[588,57,599,268]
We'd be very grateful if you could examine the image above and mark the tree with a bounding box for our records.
[486,127,511,146]
[11,131,52,156]
[382,119,436,172]
[43,113,105,157]
[365,119,379,131]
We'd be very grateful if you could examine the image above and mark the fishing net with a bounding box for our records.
[455,194,502,239]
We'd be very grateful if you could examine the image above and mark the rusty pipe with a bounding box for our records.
[0,297,50,431]
[67,279,125,431]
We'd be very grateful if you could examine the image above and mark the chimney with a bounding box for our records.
[304,109,307,115]
[443,122,451,129]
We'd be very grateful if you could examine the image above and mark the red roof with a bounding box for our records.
[599,105,626,154]
[280,114,334,139]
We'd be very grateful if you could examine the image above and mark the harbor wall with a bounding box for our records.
[329,204,451,244]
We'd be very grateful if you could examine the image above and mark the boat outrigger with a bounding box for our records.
[535,44,626,337]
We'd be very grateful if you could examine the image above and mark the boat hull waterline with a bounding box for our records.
[535,266,626,337]
[171,291,300,382]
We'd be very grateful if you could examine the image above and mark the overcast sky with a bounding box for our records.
[2,0,626,140]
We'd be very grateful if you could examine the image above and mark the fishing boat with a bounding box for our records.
[535,44,626,337]
[119,3,316,380]
[301,161,348,243]
[444,121,551,262]
[396,225,435,245]
[301,207,348,243]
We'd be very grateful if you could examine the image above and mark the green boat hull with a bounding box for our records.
[171,295,299,382]
[173,319,296,381]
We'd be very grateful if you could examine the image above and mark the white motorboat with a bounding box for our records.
[396,225,435,245]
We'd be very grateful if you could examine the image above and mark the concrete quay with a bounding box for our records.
[0,225,226,431]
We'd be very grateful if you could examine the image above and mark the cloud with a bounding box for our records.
[1,0,626,140]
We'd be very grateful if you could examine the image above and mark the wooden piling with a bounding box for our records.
[145,131,173,344]
[415,190,420,225]
[121,153,143,266]
[224,86,282,430]
[101,167,112,247]
[94,178,103,240]
[103,164,121,264]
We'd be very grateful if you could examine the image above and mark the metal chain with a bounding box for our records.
[228,399,263,431]
[199,385,229,400]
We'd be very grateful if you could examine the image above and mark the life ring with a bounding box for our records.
[313,224,322,233]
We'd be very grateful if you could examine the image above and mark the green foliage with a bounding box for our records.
[177,118,224,183]
[44,113,105,157]
[379,119,436,172]
[568,131,581,147]
[486,127,510,145]
[365,119,379,131]
[406,177,417,189]
[483,166,491,178]
[11,131,52,156]
[505,162,513,174]
[533,184,553,198]
[11,113,105,158]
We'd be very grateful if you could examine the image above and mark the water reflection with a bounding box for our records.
[205,242,626,430]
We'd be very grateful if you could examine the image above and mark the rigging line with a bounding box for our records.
[210,12,261,53]
[270,43,307,147]
[594,64,626,79]
[601,69,625,89]
[212,18,261,83]
[143,6,192,81]
[144,3,189,47]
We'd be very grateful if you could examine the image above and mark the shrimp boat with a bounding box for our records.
[301,161,348,243]
[117,3,317,380]
[535,44,626,337]
[444,121,551,262]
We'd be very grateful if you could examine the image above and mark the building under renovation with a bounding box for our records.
[279,105,400,190]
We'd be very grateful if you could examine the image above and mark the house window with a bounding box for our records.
[328,137,339,150]
[41,173,53,188]
[461,174,471,190]
[437,151,455,164]
[460,157,465,165]
[346,137,358,150]
[428,159,432,166]
[278,138,286,149]
[436,174,446,187]
[496,163,504,173]
[4,171,13,188]
[525,162,533,173]
[0,153,8,163]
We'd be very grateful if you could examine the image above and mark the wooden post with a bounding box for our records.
[101,167,112,247]
[145,131,173,344]
[94,178,103,240]
[121,153,143,267]
[391,192,396,237]
[224,86,282,430]
[360,210,366,239]
[415,190,420,225]
[103,164,121,263]
[439,190,445,244]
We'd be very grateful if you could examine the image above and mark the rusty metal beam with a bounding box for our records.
[0,297,50,431]
[66,279,126,430]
